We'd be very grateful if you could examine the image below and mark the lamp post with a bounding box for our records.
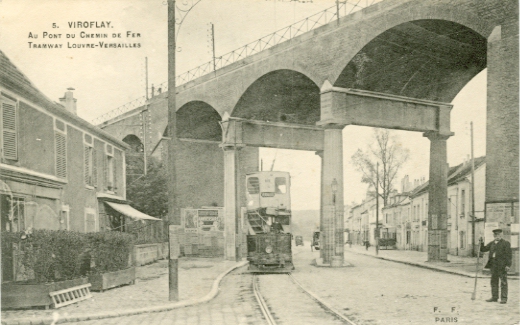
[331,178,343,267]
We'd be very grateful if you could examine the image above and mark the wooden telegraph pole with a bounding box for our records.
[375,162,379,255]
[470,121,476,257]
[167,0,179,302]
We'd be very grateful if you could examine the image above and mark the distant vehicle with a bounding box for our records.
[295,236,303,246]
[311,231,320,251]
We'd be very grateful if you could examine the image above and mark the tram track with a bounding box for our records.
[251,272,357,325]
[252,274,277,325]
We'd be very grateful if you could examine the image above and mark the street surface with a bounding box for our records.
[60,269,263,325]
[257,274,347,324]
[55,243,520,325]
[292,245,519,325]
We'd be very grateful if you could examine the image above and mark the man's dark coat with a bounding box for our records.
[481,238,512,272]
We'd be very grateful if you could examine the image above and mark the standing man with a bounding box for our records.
[480,228,512,304]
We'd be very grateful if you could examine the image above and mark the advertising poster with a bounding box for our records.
[1,0,517,324]
[183,209,198,233]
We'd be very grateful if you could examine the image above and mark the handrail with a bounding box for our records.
[91,0,380,125]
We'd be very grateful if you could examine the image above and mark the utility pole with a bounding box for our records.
[145,57,149,100]
[209,23,217,72]
[167,0,179,302]
[470,121,476,257]
[375,161,379,255]
[336,0,340,25]
[142,110,147,175]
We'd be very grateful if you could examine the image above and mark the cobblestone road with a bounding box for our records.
[56,245,519,325]
[257,274,347,324]
[59,268,264,325]
[291,247,520,325]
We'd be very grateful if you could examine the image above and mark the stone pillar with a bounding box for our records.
[222,145,243,261]
[315,150,324,259]
[486,23,519,273]
[321,124,345,265]
[424,131,450,262]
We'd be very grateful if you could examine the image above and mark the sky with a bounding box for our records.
[0,0,486,210]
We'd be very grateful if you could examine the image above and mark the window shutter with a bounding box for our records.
[2,101,17,160]
[55,132,67,178]
[113,155,118,192]
[92,148,98,187]
[84,145,91,185]
[103,154,108,190]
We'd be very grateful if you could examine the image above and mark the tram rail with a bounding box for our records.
[251,271,357,325]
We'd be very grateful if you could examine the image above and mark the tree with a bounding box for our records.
[126,157,168,218]
[351,128,409,206]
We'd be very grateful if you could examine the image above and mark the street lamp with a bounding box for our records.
[331,178,338,204]
[332,179,338,255]
[330,178,343,267]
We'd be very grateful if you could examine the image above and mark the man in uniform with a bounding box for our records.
[480,228,512,304]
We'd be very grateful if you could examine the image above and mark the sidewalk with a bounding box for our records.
[1,257,246,325]
[346,244,519,279]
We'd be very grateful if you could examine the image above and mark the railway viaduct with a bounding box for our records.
[97,0,518,267]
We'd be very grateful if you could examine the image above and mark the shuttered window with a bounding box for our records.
[107,156,114,191]
[55,132,67,178]
[84,145,93,186]
[84,134,94,186]
[1,99,17,160]
[113,155,117,192]
[105,144,115,192]
[92,148,98,187]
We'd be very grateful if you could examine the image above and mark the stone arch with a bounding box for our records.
[232,69,320,125]
[331,3,495,102]
[122,134,144,152]
[177,101,222,141]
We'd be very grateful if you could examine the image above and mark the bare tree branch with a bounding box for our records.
[351,128,409,206]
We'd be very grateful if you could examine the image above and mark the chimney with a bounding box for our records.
[59,88,77,115]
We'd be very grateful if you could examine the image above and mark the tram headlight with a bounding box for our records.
[265,245,273,254]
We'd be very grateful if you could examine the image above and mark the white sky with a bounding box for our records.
[1,0,486,210]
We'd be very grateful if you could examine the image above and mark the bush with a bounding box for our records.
[378,238,396,247]
[1,230,87,283]
[86,232,135,274]
[1,230,135,283]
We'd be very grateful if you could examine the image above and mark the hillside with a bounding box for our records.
[291,210,320,241]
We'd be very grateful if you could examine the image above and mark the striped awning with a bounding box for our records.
[105,202,161,221]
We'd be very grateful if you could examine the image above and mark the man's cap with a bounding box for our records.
[492,228,503,234]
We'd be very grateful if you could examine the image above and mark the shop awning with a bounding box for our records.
[105,202,162,221]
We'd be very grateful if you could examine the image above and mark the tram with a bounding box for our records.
[245,171,294,273]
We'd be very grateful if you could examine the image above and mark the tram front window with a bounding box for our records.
[275,177,286,194]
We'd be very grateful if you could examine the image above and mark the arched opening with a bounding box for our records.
[122,134,144,153]
[233,69,320,125]
[335,19,487,102]
[177,101,222,141]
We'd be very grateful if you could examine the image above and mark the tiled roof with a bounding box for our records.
[447,156,485,185]
[408,156,486,197]
[0,50,129,149]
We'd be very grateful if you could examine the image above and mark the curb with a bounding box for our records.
[2,261,249,325]
[349,250,484,278]
[349,250,520,280]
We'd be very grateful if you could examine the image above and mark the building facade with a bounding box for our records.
[378,158,486,256]
[0,50,129,240]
